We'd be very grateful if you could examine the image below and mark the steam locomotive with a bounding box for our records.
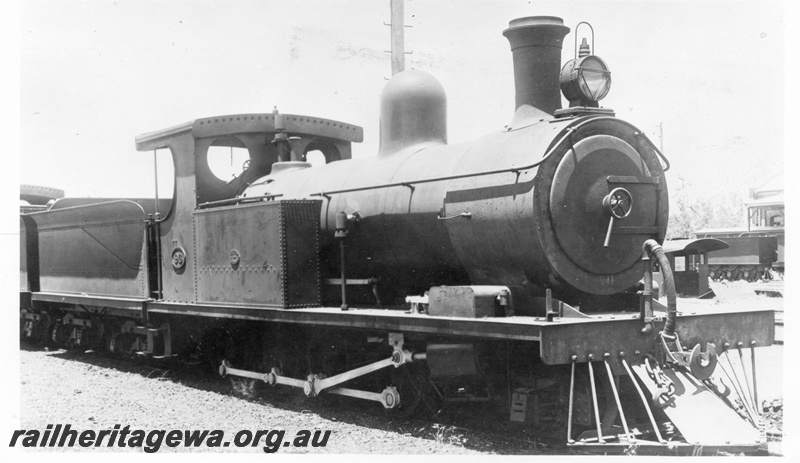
[20,16,774,454]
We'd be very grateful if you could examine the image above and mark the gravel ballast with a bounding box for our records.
[17,347,544,454]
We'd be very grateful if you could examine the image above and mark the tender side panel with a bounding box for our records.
[29,200,149,297]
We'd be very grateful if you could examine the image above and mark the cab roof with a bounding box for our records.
[135,112,363,151]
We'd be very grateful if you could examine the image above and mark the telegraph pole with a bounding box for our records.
[390,0,405,75]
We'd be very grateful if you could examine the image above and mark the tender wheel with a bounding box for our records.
[50,323,71,347]
[108,333,136,357]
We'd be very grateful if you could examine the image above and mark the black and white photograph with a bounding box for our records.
[4,0,793,457]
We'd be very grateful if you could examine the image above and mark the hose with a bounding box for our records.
[643,239,676,337]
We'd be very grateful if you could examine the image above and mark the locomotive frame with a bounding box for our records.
[20,13,776,455]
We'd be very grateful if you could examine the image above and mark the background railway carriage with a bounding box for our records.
[655,238,729,298]
[695,173,784,282]
[19,14,775,454]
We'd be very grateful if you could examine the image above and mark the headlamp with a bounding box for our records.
[560,54,611,107]
[560,24,612,108]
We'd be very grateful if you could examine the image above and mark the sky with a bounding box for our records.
[15,0,786,202]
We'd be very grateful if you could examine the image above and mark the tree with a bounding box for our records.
[666,176,744,239]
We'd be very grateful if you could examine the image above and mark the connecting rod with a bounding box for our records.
[219,336,425,409]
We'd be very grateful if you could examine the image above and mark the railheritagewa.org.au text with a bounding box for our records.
[9,424,331,453]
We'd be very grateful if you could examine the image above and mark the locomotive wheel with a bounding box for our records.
[386,363,438,419]
[199,326,236,374]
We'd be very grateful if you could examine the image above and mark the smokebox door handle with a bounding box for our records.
[437,212,472,220]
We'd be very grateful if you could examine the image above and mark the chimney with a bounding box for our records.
[503,16,570,115]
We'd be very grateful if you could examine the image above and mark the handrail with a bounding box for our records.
[309,116,670,198]
[635,129,671,172]
[197,194,283,209]
[310,122,580,198]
